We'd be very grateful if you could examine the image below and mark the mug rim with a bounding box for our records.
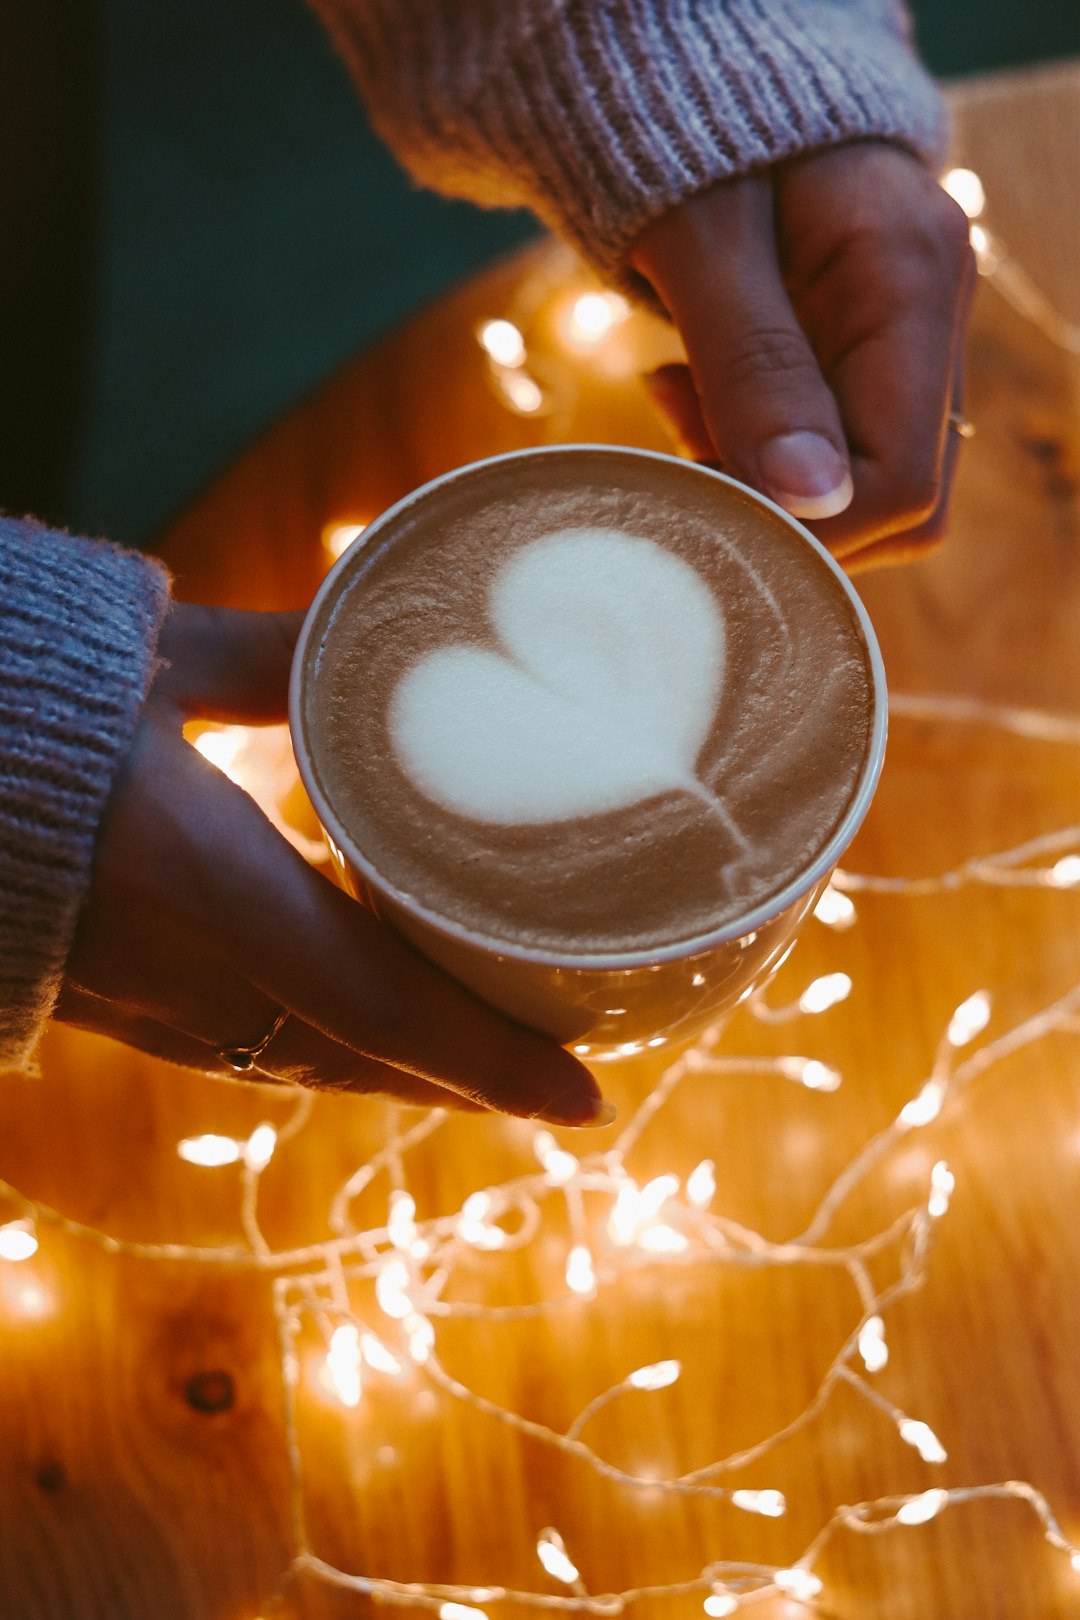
[289,444,887,970]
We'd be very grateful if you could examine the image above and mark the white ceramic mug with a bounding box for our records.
[290,447,887,1059]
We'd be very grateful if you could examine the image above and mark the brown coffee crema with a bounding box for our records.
[301,451,875,956]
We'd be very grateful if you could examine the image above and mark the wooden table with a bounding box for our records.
[3,60,1079,1620]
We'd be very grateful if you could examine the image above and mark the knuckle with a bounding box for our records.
[720,324,819,395]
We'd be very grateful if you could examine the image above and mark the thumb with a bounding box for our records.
[156,602,307,721]
[633,175,852,521]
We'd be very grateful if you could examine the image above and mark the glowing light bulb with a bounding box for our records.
[440,1604,488,1620]
[813,885,857,929]
[899,1080,945,1129]
[477,319,526,368]
[388,1190,417,1249]
[608,1180,643,1245]
[704,1596,738,1618]
[686,1160,716,1208]
[361,1332,403,1375]
[638,1224,688,1254]
[731,1488,785,1518]
[177,1134,242,1167]
[567,291,629,347]
[947,990,991,1047]
[322,521,368,561]
[899,1418,948,1464]
[780,1057,842,1092]
[501,371,544,414]
[640,1174,679,1218]
[405,1311,434,1364]
[774,1567,823,1601]
[928,1160,955,1218]
[462,1191,491,1223]
[566,1244,596,1295]
[897,1487,948,1526]
[323,1324,362,1407]
[628,1359,680,1390]
[691,972,706,987]
[798,972,852,1015]
[0,1220,38,1262]
[244,1122,277,1172]
[536,1528,580,1584]
[858,1315,889,1373]
[534,1133,578,1185]
[1070,1551,1080,1574]
[376,1257,412,1319]
[942,167,986,219]
[1049,855,1080,888]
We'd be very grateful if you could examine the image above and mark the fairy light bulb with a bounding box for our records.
[1048,855,1080,888]
[942,167,986,219]
[780,1056,842,1092]
[244,1123,277,1172]
[324,1324,362,1407]
[627,1359,680,1391]
[322,521,367,561]
[798,972,853,1015]
[774,1567,823,1601]
[501,372,545,414]
[404,1311,434,1364]
[533,1132,578,1185]
[858,1315,889,1373]
[813,885,857,929]
[638,1224,688,1254]
[703,1595,738,1618]
[477,319,526,368]
[376,1257,412,1319]
[608,1180,643,1245]
[897,1487,949,1526]
[899,1080,945,1129]
[566,291,629,347]
[0,1220,38,1262]
[928,1160,955,1219]
[731,1488,785,1518]
[947,990,992,1047]
[640,1175,679,1218]
[388,1190,417,1249]
[361,1332,403,1375]
[686,1160,716,1208]
[440,1604,488,1620]
[1070,1552,1080,1575]
[566,1245,596,1295]
[536,1528,580,1584]
[177,1134,242,1167]
[899,1418,948,1464]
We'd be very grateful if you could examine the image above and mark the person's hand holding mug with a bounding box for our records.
[634,142,976,569]
[58,602,607,1126]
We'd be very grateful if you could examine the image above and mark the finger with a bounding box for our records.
[155,603,307,721]
[54,983,486,1109]
[104,720,608,1127]
[643,364,715,462]
[839,365,971,573]
[632,176,852,521]
[793,195,976,557]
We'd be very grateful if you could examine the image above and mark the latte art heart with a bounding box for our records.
[389,528,726,825]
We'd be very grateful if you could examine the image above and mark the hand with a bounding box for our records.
[58,602,606,1125]
[632,142,977,569]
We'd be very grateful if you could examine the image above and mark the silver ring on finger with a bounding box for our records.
[217,1009,290,1073]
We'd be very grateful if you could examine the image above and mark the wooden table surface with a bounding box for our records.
[3,60,1080,1620]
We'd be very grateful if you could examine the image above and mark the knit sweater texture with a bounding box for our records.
[0,0,944,1069]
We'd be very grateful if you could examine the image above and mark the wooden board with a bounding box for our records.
[2,60,1079,1620]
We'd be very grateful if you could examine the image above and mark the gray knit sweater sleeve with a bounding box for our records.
[0,519,171,1070]
[309,0,948,284]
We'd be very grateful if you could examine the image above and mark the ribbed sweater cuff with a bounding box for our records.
[0,520,171,1070]
[313,0,948,286]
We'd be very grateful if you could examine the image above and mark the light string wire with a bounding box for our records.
[3,688,1080,1616]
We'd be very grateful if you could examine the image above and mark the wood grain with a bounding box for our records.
[2,61,1079,1620]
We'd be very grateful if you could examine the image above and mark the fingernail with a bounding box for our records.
[757,432,853,521]
[535,1092,618,1128]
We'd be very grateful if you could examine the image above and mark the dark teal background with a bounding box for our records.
[56,2,1080,544]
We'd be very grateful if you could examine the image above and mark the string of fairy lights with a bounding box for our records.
[2,167,1079,1616]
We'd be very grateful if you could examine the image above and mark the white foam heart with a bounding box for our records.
[389,527,726,825]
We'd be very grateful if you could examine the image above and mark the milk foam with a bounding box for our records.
[389,527,730,825]
[304,451,874,956]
